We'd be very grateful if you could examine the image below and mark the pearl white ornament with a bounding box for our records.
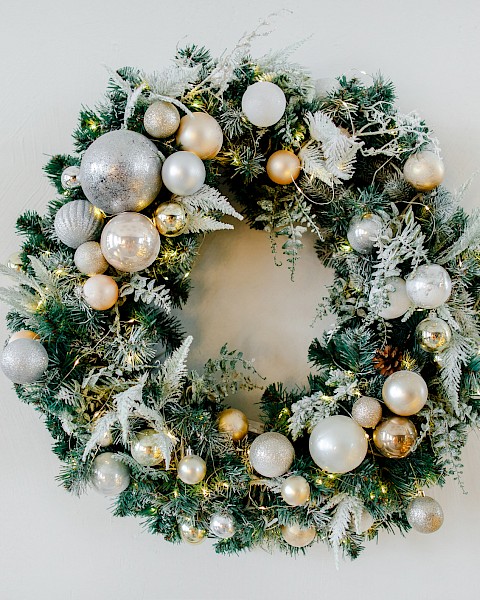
[161,151,206,196]
[241,81,286,127]
[209,513,236,539]
[91,452,130,496]
[131,429,164,467]
[406,496,444,533]
[378,277,412,320]
[249,432,295,477]
[406,264,452,309]
[281,523,316,548]
[382,370,428,416]
[176,112,223,159]
[61,165,81,190]
[74,241,109,275]
[1,338,49,384]
[403,151,444,191]
[280,475,310,506]
[347,214,383,254]
[83,275,119,311]
[177,451,207,484]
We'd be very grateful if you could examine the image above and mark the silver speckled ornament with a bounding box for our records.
[415,316,452,353]
[209,513,236,539]
[280,475,310,506]
[79,130,162,215]
[406,496,444,533]
[144,101,180,139]
[61,165,81,190]
[281,523,316,548]
[154,201,188,237]
[161,151,206,196]
[131,429,164,467]
[249,432,294,478]
[352,396,382,429]
[179,520,206,544]
[177,451,207,484]
[54,200,104,249]
[74,241,109,275]
[1,338,49,384]
[406,264,452,309]
[347,213,383,254]
[382,370,428,416]
[91,452,130,496]
[373,416,417,458]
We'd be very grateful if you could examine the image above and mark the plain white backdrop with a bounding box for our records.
[1,1,479,599]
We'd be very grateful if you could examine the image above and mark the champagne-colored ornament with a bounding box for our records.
[406,496,444,533]
[1,338,49,384]
[266,150,301,185]
[154,201,188,237]
[249,432,295,477]
[97,429,113,447]
[406,264,452,309]
[131,429,164,467]
[377,277,412,320]
[352,396,382,428]
[161,151,206,196]
[403,150,444,191]
[179,520,206,544]
[7,252,22,271]
[144,101,180,139]
[347,213,383,254]
[9,330,39,343]
[373,416,417,458]
[74,241,109,275]
[281,523,316,548]
[83,274,119,311]
[280,475,310,507]
[177,450,207,484]
[241,81,286,127]
[382,370,428,416]
[416,317,452,353]
[209,513,236,539]
[218,408,249,442]
[60,165,81,190]
[91,452,130,496]
[54,200,104,249]
[176,112,223,159]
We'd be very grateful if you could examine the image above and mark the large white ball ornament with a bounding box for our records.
[406,264,452,309]
[378,277,412,320]
[1,338,49,384]
[91,452,130,496]
[249,432,295,477]
[382,370,428,416]
[403,150,444,191]
[241,81,286,127]
[281,523,316,548]
[161,151,206,196]
[309,415,368,474]
[347,213,383,254]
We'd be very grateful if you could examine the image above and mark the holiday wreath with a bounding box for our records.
[2,29,479,562]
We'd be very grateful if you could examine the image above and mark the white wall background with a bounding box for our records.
[1,1,479,599]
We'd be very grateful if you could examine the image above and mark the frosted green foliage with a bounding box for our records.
[120,275,172,313]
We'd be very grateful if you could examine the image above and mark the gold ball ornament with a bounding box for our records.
[83,274,119,311]
[176,112,223,160]
[131,429,164,467]
[177,450,207,485]
[281,523,316,548]
[266,150,301,185]
[144,101,181,139]
[179,520,206,545]
[415,316,452,353]
[406,496,444,534]
[373,416,418,458]
[218,408,249,442]
[154,201,188,237]
[9,330,40,343]
[280,475,310,507]
[403,150,445,191]
[382,370,428,416]
[74,241,109,275]
[352,396,382,428]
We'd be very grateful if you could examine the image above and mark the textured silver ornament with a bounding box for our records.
[91,452,130,496]
[154,201,188,237]
[280,475,310,506]
[352,396,382,429]
[79,130,162,215]
[281,523,316,548]
[249,432,294,477]
[1,338,48,384]
[406,496,444,533]
[406,264,452,309]
[347,213,383,254]
[209,513,236,539]
[61,165,81,190]
[177,451,207,484]
[54,200,104,249]
[415,316,452,352]
[179,520,206,544]
[241,81,286,127]
[144,101,180,139]
[131,429,164,467]
[382,370,428,416]
[161,151,206,196]
[74,241,108,275]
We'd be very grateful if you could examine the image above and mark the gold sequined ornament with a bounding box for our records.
[281,523,316,548]
[154,201,188,237]
[177,449,207,484]
[280,475,310,507]
[406,496,444,533]
[83,274,119,311]
[403,150,444,191]
[352,396,382,428]
[218,408,249,442]
[131,429,164,467]
[179,520,206,544]
[74,241,109,275]
[249,432,295,477]
[144,101,180,139]
[266,150,301,185]
[415,316,452,353]
[176,112,223,159]
[373,416,417,458]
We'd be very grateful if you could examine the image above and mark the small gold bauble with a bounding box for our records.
[266,150,301,185]
[280,475,310,507]
[281,523,316,548]
[352,396,382,428]
[179,520,206,545]
[9,330,40,343]
[415,317,452,353]
[83,274,119,311]
[373,416,418,458]
[218,408,249,442]
[144,101,181,139]
[176,112,223,160]
[154,201,188,237]
[403,150,445,191]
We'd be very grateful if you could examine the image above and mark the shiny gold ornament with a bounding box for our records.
[281,523,316,548]
[415,316,452,353]
[7,252,22,271]
[352,396,382,428]
[143,101,180,139]
[154,201,188,237]
[373,416,417,458]
[266,150,301,185]
[131,429,164,467]
[9,330,40,343]
[406,496,444,533]
[179,520,206,544]
[83,274,119,311]
[280,475,310,506]
[403,150,445,191]
[218,408,249,442]
[176,112,223,159]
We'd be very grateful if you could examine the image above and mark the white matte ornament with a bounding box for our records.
[177,452,207,484]
[406,496,444,533]
[54,200,104,249]
[280,475,310,506]
[61,165,81,190]
[241,81,286,127]
[406,264,452,309]
[309,415,368,474]
[249,432,295,477]
[378,277,412,320]
[91,452,130,496]
[1,338,49,384]
[131,429,164,467]
[281,523,316,548]
[403,151,445,191]
[161,151,206,196]
[347,213,383,254]
[209,513,236,539]
[74,241,108,275]
[382,370,428,416]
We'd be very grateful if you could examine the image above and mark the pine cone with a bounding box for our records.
[373,345,403,376]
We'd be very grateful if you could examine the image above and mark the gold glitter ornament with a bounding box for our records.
[266,150,301,185]
[373,416,417,458]
[143,101,180,139]
[406,496,444,533]
[176,112,223,159]
[74,241,109,275]
[218,408,249,442]
[352,396,382,428]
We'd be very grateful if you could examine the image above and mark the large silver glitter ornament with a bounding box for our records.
[347,213,383,254]
[280,475,310,507]
[74,241,108,275]
[60,165,81,190]
[154,201,188,237]
[406,264,452,309]
[281,523,316,548]
[309,415,368,474]
[54,200,104,249]
[131,429,164,467]
[241,81,286,127]
[406,496,444,533]
[209,513,236,539]
[161,151,206,196]
[382,370,428,416]
[1,338,48,384]
[90,452,130,496]
[100,212,160,273]
[143,101,180,139]
[416,316,452,353]
[373,416,417,458]
[177,450,207,484]
[352,396,382,429]
[249,432,295,477]
[403,151,444,191]
[179,520,206,544]
[378,277,412,320]
[79,130,162,215]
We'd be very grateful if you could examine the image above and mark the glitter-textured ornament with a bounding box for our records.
[309,415,368,474]
[218,407,249,442]
[54,200,104,249]
[83,274,119,311]
[382,370,428,416]
[280,475,310,507]
[74,241,109,275]
[352,396,382,429]
[154,201,188,237]
[281,523,316,548]
[60,165,81,190]
[416,316,452,353]
[1,338,48,384]
[131,429,164,467]
[91,452,130,496]
[266,150,301,185]
[403,151,444,191]
[7,252,22,271]
[347,213,383,254]
[177,450,207,484]
[406,496,444,533]
[176,112,223,159]
[378,277,412,320]
[179,520,206,544]
[161,151,206,196]
[373,416,417,458]
[100,212,160,272]
[9,330,39,343]
[249,432,295,477]
[241,81,286,127]
[209,513,236,539]
[144,101,180,139]
[406,264,452,309]
[79,130,162,215]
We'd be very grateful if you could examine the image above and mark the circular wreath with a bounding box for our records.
[2,36,479,562]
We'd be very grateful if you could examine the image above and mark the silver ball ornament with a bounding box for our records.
[61,165,81,190]
[249,432,295,477]
[406,264,452,309]
[177,452,207,485]
[280,475,310,507]
[161,151,206,196]
[144,101,180,139]
[406,496,444,533]
[416,317,452,353]
[79,130,162,215]
[281,523,316,548]
[382,370,428,416]
[347,213,383,254]
[403,151,445,191]
[100,212,160,273]
[378,277,412,320]
[91,452,130,496]
[54,200,104,249]
[309,415,368,474]
[179,520,206,544]
[74,241,108,275]
[373,416,418,458]
[1,338,49,384]
[352,396,382,429]
[154,201,188,237]
[131,429,164,467]
[241,81,286,127]
[209,513,236,539]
